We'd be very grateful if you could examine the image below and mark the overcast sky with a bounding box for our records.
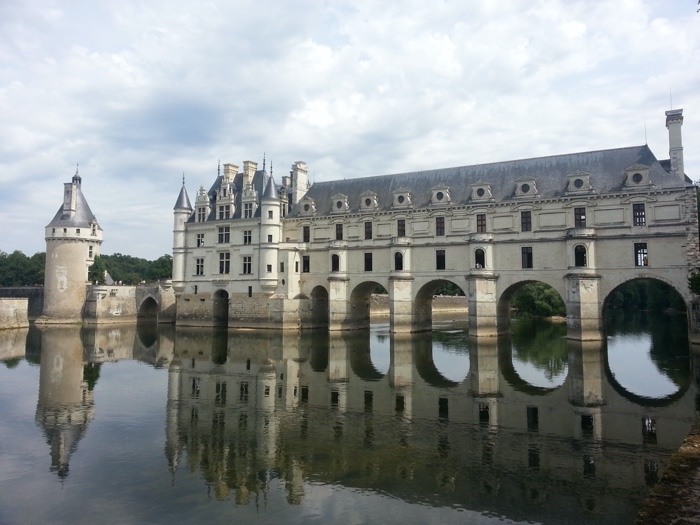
[1,0,698,260]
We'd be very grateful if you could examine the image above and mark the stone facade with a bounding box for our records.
[0,298,29,329]
[173,109,698,340]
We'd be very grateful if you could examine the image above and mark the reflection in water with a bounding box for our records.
[510,318,569,387]
[0,317,696,525]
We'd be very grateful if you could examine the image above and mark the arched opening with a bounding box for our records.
[603,278,689,400]
[213,290,229,327]
[394,252,403,271]
[347,281,388,330]
[475,249,485,269]
[496,280,565,337]
[137,296,159,321]
[310,285,329,328]
[574,245,587,267]
[331,254,340,272]
[413,279,467,332]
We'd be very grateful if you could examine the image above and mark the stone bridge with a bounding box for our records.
[82,281,176,324]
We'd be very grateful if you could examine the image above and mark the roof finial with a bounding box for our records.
[262,152,266,172]
[270,160,273,177]
[75,163,79,176]
[218,159,220,177]
[182,172,185,185]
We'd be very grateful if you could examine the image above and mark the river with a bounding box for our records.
[0,312,696,524]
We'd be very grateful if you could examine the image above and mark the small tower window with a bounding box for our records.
[394,252,403,271]
[475,249,485,268]
[574,245,587,267]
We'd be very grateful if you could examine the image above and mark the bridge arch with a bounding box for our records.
[310,285,329,328]
[345,280,386,330]
[213,289,229,327]
[137,295,159,321]
[602,275,688,316]
[412,278,467,332]
[496,279,566,334]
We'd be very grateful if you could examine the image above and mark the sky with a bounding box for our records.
[1,0,699,260]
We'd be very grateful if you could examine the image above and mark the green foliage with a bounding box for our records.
[689,271,700,295]
[608,279,684,311]
[512,282,566,317]
[0,250,44,286]
[434,281,465,296]
[0,250,171,286]
[88,255,107,284]
[83,363,101,391]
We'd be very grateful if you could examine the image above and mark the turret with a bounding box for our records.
[172,178,193,293]
[40,170,103,322]
[259,177,281,293]
[665,108,684,179]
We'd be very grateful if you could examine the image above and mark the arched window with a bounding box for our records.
[331,254,340,272]
[394,252,403,271]
[574,245,587,267]
[475,249,485,269]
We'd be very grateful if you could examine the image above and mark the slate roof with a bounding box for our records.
[46,180,99,228]
[187,168,283,222]
[174,183,193,210]
[287,145,689,218]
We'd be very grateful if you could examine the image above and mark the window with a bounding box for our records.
[394,252,403,271]
[303,225,310,243]
[574,245,587,267]
[219,252,230,274]
[633,203,646,226]
[302,256,310,273]
[521,211,532,232]
[397,219,406,237]
[240,381,249,402]
[521,247,533,268]
[280,262,285,272]
[642,416,657,445]
[635,243,648,266]
[295,261,299,273]
[476,214,486,233]
[218,205,230,220]
[91,224,96,236]
[336,223,343,241]
[475,249,485,268]
[364,253,373,272]
[243,230,251,245]
[196,233,204,247]
[527,406,539,432]
[436,249,445,270]
[88,246,93,259]
[365,221,372,240]
[215,381,227,407]
[218,226,230,243]
[436,216,445,236]
[267,234,273,243]
[244,202,253,218]
[195,258,204,276]
[266,264,272,273]
[243,256,252,274]
[197,207,207,222]
[574,207,586,228]
[76,228,80,234]
[248,286,252,297]
[268,210,273,219]
[331,254,340,272]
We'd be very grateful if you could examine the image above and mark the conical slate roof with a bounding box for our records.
[261,176,280,201]
[174,184,193,210]
[46,182,98,228]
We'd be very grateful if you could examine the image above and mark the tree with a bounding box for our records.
[512,282,566,317]
[88,255,107,284]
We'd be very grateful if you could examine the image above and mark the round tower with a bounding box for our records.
[172,177,193,294]
[259,176,281,293]
[40,171,103,322]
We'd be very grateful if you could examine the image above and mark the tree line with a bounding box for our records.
[0,250,172,286]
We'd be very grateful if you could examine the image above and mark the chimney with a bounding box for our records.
[242,161,257,189]
[665,109,684,179]
[223,163,238,184]
[291,161,309,205]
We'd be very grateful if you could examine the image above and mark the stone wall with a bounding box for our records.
[0,287,44,319]
[0,298,29,329]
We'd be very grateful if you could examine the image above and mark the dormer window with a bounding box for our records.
[331,193,349,213]
[624,164,652,188]
[515,178,539,198]
[360,191,378,211]
[431,184,451,205]
[392,188,412,208]
[566,171,593,193]
[470,182,493,201]
[299,197,316,216]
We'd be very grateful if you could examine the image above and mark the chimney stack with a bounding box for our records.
[665,109,684,179]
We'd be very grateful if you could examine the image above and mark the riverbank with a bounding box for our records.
[635,417,700,524]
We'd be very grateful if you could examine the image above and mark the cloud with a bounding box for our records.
[0,0,698,259]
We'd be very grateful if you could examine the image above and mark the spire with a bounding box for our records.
[262,152,266,172]
[174,174,193,211]
[262,176,280,201]
[217,159,220,177]
[72,164,81,185]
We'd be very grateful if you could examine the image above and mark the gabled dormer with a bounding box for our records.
[565,170,594,194]
[624,163,652,188]
[514,177,539,198]
[392,187,412,208]
[298,196,316,216]
[430,184,451,205]
[194,186,211,222]
[359,190,378,211]
[470,181,493,202]
[331,193,349,213]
